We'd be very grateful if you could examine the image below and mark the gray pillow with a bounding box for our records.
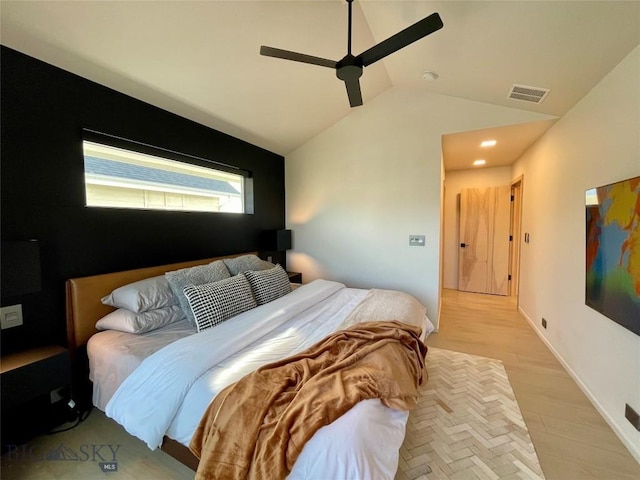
[244,264,292,305]
[95,305,185,334]
[101,275,178,313]
[165,260,231,326]
[183,275,257,333]
[223,254,274,276]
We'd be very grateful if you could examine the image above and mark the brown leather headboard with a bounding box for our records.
[65,252,255,355]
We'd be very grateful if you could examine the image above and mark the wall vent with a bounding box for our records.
[508,84,550,104]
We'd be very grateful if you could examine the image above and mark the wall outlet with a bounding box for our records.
[50,386,66,404]
[625,404,640,432]
[409,235,425,246]
[541,318,547,329]
[0,304,23,329]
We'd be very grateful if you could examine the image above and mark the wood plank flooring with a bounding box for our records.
[0,408,194,479]
[429,289,640,480]
[2,288,638,479]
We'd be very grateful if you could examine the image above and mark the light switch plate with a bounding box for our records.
[409,235,426,246]
[1,304,23,329]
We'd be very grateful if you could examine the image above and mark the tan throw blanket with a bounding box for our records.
[189,320,428,480]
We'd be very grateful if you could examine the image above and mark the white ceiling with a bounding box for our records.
[441,119,557,171]
[1,1,639,170]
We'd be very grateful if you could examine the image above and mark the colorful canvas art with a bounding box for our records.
[585,176,640,336]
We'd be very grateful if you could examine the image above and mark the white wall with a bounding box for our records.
[286,88,552,327]
[442,166,513,289]
[512,46,640,460]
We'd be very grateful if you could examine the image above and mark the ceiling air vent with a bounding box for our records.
[508,84,550,104]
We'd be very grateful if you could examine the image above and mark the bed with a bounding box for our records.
[66,252,434,479]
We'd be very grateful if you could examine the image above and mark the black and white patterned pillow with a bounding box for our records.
[183,274,257,333]
[244,264,292,305]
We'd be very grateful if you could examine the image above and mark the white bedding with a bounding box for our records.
[89,319,194,410]
[90,280,434,479]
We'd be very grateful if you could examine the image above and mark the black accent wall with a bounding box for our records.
[0,46,286,354]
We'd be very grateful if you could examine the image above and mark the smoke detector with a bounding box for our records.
[508,84,550,104]
[422,71,439,81]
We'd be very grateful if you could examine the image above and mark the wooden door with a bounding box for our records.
[458,186,511,295]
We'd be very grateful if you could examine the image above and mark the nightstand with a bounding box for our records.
[1,345,71,446]
[287,271,302,284]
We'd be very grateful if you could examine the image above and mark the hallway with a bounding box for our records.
[428,289,639,479]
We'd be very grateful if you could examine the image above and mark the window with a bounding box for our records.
[83,141,245,213]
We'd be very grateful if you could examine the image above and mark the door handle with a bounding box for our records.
[460,243,470,248]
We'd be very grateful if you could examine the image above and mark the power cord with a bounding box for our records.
[48,399,92,435]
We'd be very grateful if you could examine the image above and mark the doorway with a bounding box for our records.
[509,177,523,299]
[457,185,511,295]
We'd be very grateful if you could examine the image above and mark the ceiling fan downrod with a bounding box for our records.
[347,0,353,56]
[336,0,363,105]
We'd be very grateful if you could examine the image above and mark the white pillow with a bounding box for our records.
[101,275,178,313]
[183,274,257,333]
[244,264,292,305]
[95,305,185,334]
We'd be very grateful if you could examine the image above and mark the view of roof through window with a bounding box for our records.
[83,141,244,213]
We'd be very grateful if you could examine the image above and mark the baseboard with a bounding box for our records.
[518,306,640,464]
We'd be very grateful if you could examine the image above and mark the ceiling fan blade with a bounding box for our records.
[343,77,363,107]
[356,13,443,67]
[260,46,337,69]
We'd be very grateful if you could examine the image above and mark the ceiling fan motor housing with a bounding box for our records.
[336,55,363,81]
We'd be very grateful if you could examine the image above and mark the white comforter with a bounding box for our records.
[105,279,431,479]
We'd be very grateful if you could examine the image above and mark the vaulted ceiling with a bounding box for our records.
[2,1,638,168]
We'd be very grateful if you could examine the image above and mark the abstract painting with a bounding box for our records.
[585,176,640,335]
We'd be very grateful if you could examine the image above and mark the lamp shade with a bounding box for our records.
[1,240,42,297]
[276,230,292,251]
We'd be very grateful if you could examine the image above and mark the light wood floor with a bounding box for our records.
[0,408,195,479]
[2,289,638,479]
[428,289,640,480]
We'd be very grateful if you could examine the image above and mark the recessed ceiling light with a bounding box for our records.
[480,140,497,147]
[422,71,439,81]
[473,159,486,166]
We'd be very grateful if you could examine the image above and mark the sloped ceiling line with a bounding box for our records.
[1,0,638,160]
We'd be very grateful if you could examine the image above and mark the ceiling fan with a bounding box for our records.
[260,0,443,108]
